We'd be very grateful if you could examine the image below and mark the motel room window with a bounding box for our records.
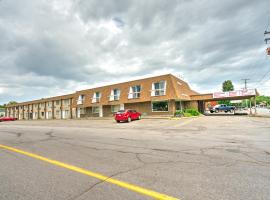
[55,100,60,106]
[109,89,120,101]
[77,95,85,104]
[151,81,166,96]
[65,110,69,116]
[80,108,85,114]
[152,101,169,112]
[128,85,141,99]
[63,99,70,105]
[47,102,52,108]
[92,106,100,114]
[92,92,101,103]
[56,110,60,116]
[41,112,45,117]
[111,105,120,113]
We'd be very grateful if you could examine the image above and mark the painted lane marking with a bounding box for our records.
[0,144,180,200]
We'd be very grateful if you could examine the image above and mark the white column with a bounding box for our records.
[99,106,103,117]
[120,104,124,110]
[77,108,80,118]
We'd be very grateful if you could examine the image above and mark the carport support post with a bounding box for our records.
[52,100,55,119]
[249,98,252,115]
[254,97,257,115]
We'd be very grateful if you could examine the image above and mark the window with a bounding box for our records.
[92,106,100,113]
[41,112,45,117]
[63,99,70,105]
[65,110,69,116]
[77,95,85,104]
[128,85,141,99]
[109,89,120,101]
[56,110,60,116]
[152,101,168,112]
[111,105,120,113]
[47,102,52,108]
[48,111,52,118]
[55,100,60,105]
[92,92,101,103]
[151,81,166,96]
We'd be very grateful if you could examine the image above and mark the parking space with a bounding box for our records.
[0,116,270,200]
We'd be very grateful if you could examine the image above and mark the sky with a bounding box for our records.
[0,0,270,104]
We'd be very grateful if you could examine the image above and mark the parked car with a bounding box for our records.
[0,117,18,122]
[114,110,141,123]
[210,104,235,113]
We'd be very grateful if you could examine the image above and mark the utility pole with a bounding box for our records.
[241,78,250,89]
[265,30,270,55]
[264,30,270,44]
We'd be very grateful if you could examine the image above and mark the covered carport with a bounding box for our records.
[191,89,259,115]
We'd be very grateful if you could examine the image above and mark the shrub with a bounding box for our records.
[183,112,192,117]
[174,110,183,117]
[184,109,200,116]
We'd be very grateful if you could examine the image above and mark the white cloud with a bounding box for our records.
[0,0,269,104]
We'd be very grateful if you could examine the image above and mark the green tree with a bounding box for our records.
[222,80,234,92]
[219,80,234,105]
[6,101,17,106]
[246,96,270,106]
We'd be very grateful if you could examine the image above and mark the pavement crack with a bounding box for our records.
[68,166,144,200]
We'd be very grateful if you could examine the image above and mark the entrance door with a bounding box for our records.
[198,101,205,114]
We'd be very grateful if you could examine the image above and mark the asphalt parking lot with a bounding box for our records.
[0,116,270,200]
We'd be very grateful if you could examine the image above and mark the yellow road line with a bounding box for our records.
[0,144,179,200]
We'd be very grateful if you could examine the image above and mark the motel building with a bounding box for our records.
[5,74,258,120]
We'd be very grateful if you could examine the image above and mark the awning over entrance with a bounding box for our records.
[190,89,259,101]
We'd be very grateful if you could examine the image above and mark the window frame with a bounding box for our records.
[92,106,100,114]
[128,85,141,99]
[92,92,101,103]
[151,101,169,112]
[151,80,166,96]
[110,89,120,101]
[111,105,120,113]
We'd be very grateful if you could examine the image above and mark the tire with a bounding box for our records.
[215,109,219,113]
[225,110,228,113]
[127,117,131,122]
[116,120,120,123]
[210,110,214,113]
[138,115,141,120]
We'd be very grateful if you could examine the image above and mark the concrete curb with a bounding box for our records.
[169,115,203,120]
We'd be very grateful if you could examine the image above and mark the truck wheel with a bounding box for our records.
[215,109,219,113]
